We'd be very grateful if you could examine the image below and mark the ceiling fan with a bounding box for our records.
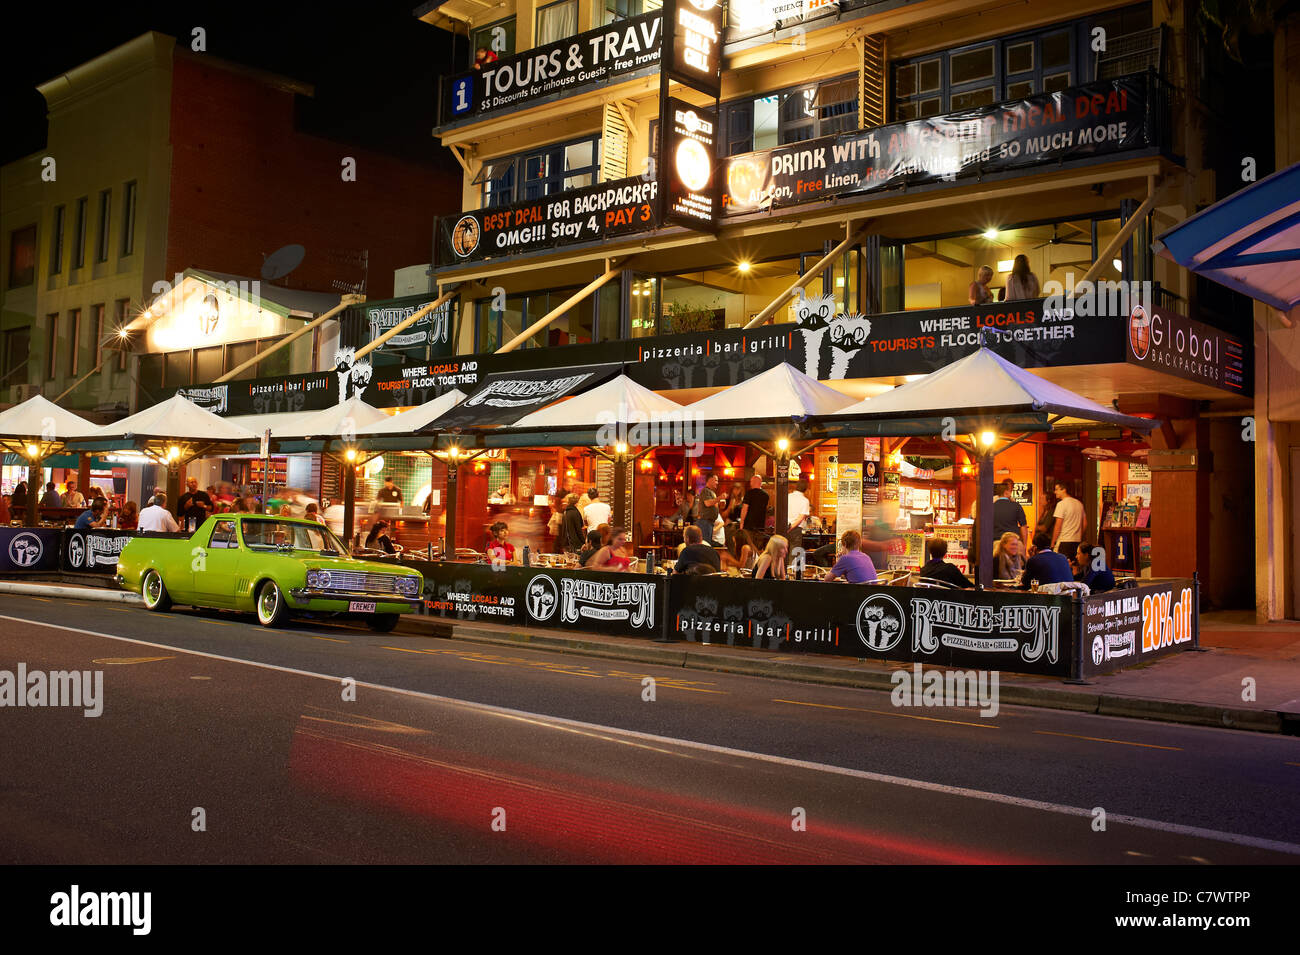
[1034,224,1091,249]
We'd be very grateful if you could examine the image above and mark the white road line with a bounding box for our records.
[4,612,1299,858]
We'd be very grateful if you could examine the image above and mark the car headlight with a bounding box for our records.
[398,576,420,596]
[306,570,330,588]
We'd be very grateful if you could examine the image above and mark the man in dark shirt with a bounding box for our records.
[177,477,213,528]
[738,474,769,537]
[918,537,974,588]
[40,482,62,508]
[1074,542,1116,593]
[991,478,1028,542]
[1021,531,1074,588]
[674,525,721,574]
[376,477,404,504]
[696,474,720,546]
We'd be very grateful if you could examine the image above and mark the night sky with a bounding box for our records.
[1,0,457,167]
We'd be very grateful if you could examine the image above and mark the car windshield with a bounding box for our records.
[241,519,341,553]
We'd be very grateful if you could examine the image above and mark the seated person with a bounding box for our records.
[74,499,108,530]
[918,537,974,589]
[588,526,632,572]
[365,520,398,554]
[808,539,837,568]
[825,530,879,583]
[1074,541,1116,593]
[674,525,721,574]
[579,529,603,568]
[994,532,1026,580]
[1020,531,1074,588]
[486,521,515,563]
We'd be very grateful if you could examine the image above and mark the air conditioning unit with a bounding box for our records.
[12,383,41,403]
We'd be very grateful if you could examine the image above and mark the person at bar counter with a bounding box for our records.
[1050,481,1086,556]
[376,476,403,505]
[486,521,515,563]
[11,481,27,513]
[560,493,585,553]
[74,498,108,530]
[994,532,1026,580]
[999,254,1040,301]
[61,478,85,509]
[178,476,213,530]
[1020,531,1074,588]
[674,525,721,575]
[1074,542,1116,593]
[968,265,995,305]
[138,492,180,534]
[40,481,62,509]
[490,483,515,505]
[669,488,698,526]
[738,474,769,547]
[992,479,1028,543]
[753,535,789,580]
[583,488,611,529]
[786,478,811,553]
[825,530,879,584]
[919,538,974,588]
[587,526,632,572]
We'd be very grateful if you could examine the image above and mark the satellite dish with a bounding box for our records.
[261,244,306,281]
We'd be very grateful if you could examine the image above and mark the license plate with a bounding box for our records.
[348,601,376,613]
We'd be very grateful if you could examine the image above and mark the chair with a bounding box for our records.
[913,578,962,590]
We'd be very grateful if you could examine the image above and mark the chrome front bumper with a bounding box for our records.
[289,587,423,607]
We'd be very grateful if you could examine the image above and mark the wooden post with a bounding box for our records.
[444,460,458,556]
[25,460,41,526]
[977,450,995,589]
[343,459,356,548]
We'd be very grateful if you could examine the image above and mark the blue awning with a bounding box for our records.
[1155,160,1300,314]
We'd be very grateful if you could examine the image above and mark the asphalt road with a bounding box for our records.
[1,593,1298,864]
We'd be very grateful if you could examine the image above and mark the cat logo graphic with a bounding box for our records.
[526,574,558,622]
[8,532,44,568]
[68,533,86,570]
[855,593,905,652]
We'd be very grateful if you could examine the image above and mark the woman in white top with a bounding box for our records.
[1002,254,1040,301]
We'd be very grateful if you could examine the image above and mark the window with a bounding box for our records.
[50,206,65,276]
[536,0,577,45]
[193,345,222,384]
[8,224,36,288]
[2,328,30,386]
[225,341,258,379]
[719,75,860,155]
[121,180,137,256]
[90,304,104,372]
[471,16,515,67]
[604,0,661,24]
[479,134,601,207]
[68,308,81,376]
[165,349,190,388]
[96,190,111,262]
[209,520,238,549]
[45,313,59,380]
[72,196,87,270]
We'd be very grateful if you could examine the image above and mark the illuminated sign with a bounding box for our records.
[664,0,723,98]
[661,97,718,231]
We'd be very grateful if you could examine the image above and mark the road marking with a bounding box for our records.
[91,656,175,665]
[190,676,212,681]
[310,635,349,644]
[774,698,997,729]
[3,612,1298,858]
[1034,729,1181,751]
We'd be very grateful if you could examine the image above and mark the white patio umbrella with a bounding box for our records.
[512,375,682,428]
[682,362,856,421]
[358,389,468,435]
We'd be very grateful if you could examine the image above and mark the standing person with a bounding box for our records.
[138,492,180,534]
[825,530,879,583]
[376,476,403,505]
[738,474,769,548]
[785,478,811,554]
[560,493,585,554]
[992,478,1028,543]
[1020,531,1073,588]
[304,502,326,526]
[177,476,213,531]
[583,488,611,529]
[576,486,593,518]
[695,474,720,545]
[40,481,62,508]
[968,265,995,305]
[670,488,697,527]
[753,535,788,580]
[1001,253,1040,301]
[61,478,85,509]
[1051,481,1085,556]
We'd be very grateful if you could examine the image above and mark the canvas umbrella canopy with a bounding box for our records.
[683,362,856,422]
[511,375,682,429]
[0,395,102,525]
[225,395,388,444]
[79,394,258,452]
[1154,159,1300,320]
[357,389,467,436]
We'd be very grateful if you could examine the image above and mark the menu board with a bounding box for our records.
[886,531,925,572]
[836,462,862,534]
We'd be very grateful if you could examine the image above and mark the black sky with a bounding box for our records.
[0,0,457,166]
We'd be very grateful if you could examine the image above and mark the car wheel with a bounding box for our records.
[367,613,400,633]
[256,580,290,627]
[142,570,172,612]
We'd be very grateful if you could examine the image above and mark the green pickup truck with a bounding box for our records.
[116,515,423,631]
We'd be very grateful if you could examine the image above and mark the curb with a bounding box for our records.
[0,580,143,605]
[395,615,1291,734]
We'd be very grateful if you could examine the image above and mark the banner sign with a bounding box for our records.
[62,528,135,574]
[396,560,663,638]
[444,10,663,122]
[0,527,62,573]
[722,75,1153,215]
[661,97,718,231]
[174,384,230,415]
[668,575,1072,675]
[340,294,453,363]
[1125,303,1250,395]
[427,364,621,431]
[439,176,660,265]
[663,0,724,98]
[1081,578,1196,675]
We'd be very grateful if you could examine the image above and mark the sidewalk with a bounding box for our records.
[3,576,1296,733]
[394,609,1300,735]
